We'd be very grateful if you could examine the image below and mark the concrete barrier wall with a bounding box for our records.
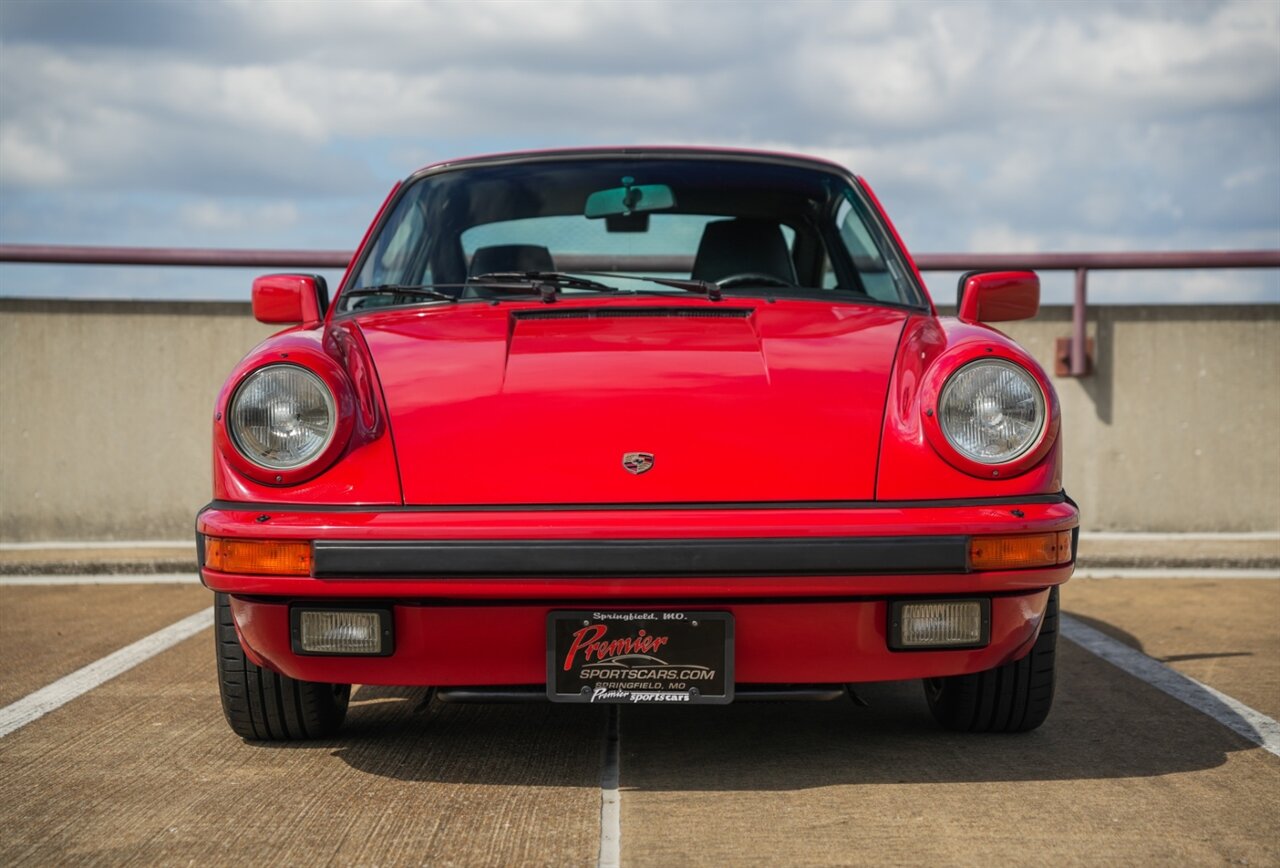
[1,299,1277,539]
[1000,304,1280,532]
[0,300,275,541]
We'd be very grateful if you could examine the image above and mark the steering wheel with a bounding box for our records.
[715,272,794,289]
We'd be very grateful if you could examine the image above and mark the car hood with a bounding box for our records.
[355,300,908,504]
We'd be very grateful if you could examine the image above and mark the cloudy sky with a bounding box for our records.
[1,0,1277,303]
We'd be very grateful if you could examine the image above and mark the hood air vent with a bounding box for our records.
[514,307,751,321]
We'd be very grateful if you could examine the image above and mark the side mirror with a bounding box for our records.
[252,274,329,326]
[956,271,1039,324]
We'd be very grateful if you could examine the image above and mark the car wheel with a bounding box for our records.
[215,593,350,740]
[923,586,1058,733]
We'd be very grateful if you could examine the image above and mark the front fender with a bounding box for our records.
[876,315,1063,499]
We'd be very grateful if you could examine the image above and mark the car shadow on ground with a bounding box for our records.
[256,613,1267,791]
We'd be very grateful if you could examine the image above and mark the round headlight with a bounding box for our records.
[938,359,1045,464]
[229,365,336,469]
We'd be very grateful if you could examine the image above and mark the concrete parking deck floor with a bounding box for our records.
[0,577,1276,866]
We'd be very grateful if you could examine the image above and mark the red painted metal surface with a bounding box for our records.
[229,590,1051,686]
[957,271,1040,324]
[204,562,1073,601]
[211,330,399,501]
[250,274,324,326]
[875,316,1061,498]
[197,499,1078,543]
[356,296,907,504]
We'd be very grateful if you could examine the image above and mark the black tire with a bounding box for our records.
[215,593,350,740]
[924,587,1058,733]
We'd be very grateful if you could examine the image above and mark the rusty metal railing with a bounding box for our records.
[2,243,1278,377]
[907,250,1280,377]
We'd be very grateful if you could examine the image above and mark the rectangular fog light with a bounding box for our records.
[291,608,393,656]
[890,599,990,650]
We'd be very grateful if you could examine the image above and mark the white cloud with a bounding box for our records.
[0,0,1276,302]
[967,224,1044,254]
[179,200,299,232]
[0,125,70,185]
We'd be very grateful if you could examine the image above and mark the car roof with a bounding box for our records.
[410,146,853,180]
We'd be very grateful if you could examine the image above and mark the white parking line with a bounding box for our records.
[0,573,201,586]
[598,705,621,868]
[1072,568,1280,580]
[0,540,194,550]
[0,607,213,738]
[1062,615,1280,758]
[1081,531,1280,541]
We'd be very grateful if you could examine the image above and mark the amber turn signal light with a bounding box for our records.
[204,537,312,576]
[970,531,1073,571]
[1056,530,1073,564]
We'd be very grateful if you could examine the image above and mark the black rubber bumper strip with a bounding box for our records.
[312,536,970,578]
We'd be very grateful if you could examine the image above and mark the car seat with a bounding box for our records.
[691,219,797,285]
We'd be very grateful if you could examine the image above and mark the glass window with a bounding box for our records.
[834,197,901,302]
[344,156,922,310]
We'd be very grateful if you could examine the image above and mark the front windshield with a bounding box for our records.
[342,156,923,311]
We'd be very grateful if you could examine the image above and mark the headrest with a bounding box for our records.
[691,219,796,285]
[468,244,555,276]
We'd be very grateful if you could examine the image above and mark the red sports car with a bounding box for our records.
[199,147,1077,740]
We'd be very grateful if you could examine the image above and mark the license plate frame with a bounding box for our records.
[547,610,734,705]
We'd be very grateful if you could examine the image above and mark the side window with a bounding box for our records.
[779,225,796,252]
[833,199,897,301]
[821,250,838,289]
[356,198,429,288]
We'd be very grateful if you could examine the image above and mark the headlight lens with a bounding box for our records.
[938,359,1045,464]
[229,365,336,469]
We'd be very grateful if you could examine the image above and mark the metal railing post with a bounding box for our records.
[1071,268,1088,376]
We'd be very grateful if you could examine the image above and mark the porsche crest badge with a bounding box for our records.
[622,452,655,475]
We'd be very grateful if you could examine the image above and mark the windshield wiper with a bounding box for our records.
[344,284,460,303]
[569,271,723,301]
[469,271,619,302]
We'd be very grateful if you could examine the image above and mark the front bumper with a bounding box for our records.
[198,496,1076,686]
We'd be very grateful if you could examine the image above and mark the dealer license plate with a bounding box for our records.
[547,611,734,705]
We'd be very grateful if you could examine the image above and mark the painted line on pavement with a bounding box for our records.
[1072,567,1279,580]
[0,607,213,738]
[0,573,201,586]
[1081,531,1280,541]
[0,540,193,550]
[1062,614,1280,758]
[598,704,621,868]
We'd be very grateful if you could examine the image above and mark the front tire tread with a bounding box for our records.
[215,593,349,741]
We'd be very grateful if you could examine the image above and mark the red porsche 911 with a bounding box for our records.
[198,147,1077,740]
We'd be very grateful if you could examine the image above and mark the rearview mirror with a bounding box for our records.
[585,178,675,218]
[252,274,329,326]
[956,271,1039,324]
